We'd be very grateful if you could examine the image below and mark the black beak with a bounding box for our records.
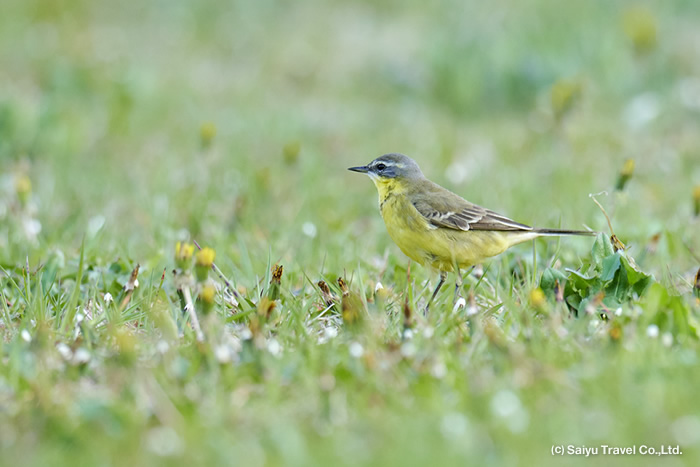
[348,165,369,173]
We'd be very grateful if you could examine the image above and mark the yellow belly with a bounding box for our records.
[380,194,514,271]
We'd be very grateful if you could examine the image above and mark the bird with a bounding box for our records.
[348,153,595,311]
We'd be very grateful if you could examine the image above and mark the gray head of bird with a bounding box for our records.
[348,153,425,182]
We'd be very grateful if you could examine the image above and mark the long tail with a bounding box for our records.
[533,228,597,236]
[503,227,597,248]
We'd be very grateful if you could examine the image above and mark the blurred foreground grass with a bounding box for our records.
[1,0,700,466]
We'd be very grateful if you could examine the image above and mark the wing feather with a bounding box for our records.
[410,183,532,232]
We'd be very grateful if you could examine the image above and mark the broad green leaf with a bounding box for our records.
[591,233,615,267]
[619,253,653,286]
[600,253,621,281]
[605,269,630,303]
[540,268,567,293]
[567,270,597,295]
[602,295,622,310]
[565,293,582,313]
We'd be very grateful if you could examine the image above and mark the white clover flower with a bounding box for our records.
[431,361,447,379]
[400,341,416,358]
[349,342,364,358]
[156,340,170,354]
[646,324,659,338]
[215,345,232,363]
[56,343,72,360]
[266,338,281,356]
[73,348,91,364]
[302,222,317,238]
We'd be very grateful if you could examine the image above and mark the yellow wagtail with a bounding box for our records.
[349,153,595,310]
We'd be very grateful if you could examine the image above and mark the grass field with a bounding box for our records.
[2,0,700,466]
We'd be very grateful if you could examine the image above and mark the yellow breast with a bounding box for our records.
[374,179,512,271]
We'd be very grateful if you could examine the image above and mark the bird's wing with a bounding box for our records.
[410,184,532,232]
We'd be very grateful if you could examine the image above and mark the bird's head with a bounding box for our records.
[348,153,424,191]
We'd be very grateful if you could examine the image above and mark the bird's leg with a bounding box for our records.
[454,267,463,304]
[425,270,447,313]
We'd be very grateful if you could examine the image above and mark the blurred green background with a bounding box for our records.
[2,0,698,271]
[1,0,700,466]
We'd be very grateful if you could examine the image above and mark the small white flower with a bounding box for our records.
[104,293,113,304]
[662,332,673,347]
[56,343,72,360]
[145,426,183,457]
[267,338,281,356]
[615,307,623,316]
[400,341,416,358]
[302,222,317,238]
[646,324,659,338]
[452,297,466,312]
[73,348,91,364]
[422,326,434,339]
[431,361,447,379]
[403,328,414,340]
[20,330,31,342]
[215,345,232,363]
[374,282,384,292]
[156,340,170,354]
[22,218,42,238]
[349,342,364,358]
[623,92,659,129]
[134,279,139,288]
[239,327,253,340]
[324,327,338,339]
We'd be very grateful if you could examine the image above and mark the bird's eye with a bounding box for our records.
[376,163,386,171]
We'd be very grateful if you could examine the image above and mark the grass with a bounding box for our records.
[1,0,700,465]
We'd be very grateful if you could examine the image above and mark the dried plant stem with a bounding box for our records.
[589,191,625,251]
[589,192,614,234]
